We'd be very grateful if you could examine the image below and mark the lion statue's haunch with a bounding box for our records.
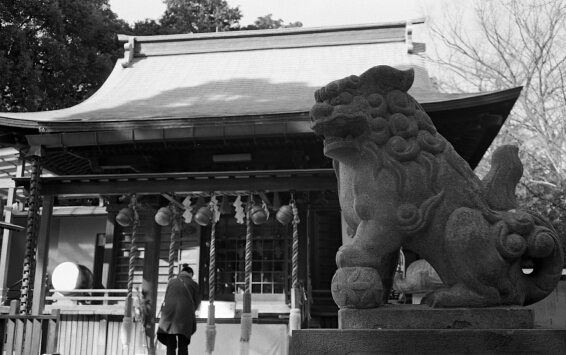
[310,65,564,308]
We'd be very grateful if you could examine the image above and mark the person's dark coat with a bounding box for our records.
[157,271,201,344]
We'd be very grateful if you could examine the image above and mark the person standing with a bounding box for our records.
[157,265,201,355]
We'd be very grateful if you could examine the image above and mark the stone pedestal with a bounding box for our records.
[339,304,535,329]
[293,305,566,354]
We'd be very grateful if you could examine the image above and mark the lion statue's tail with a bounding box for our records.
[521,213,564,306]
[483,145,564,306]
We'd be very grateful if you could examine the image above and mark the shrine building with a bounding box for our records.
[0,19,522,354]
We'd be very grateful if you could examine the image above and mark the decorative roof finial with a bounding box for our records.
[121,37,135,68]
[405,21,413,54]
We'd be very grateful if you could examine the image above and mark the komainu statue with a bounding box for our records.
[310,65,564,308]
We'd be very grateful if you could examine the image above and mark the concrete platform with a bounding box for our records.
[339,305,535,329]
[293,329,566,355]
[294,306,564,354]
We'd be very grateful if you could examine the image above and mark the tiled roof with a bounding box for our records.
[0,19,516,133]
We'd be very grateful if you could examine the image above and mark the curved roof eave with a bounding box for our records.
[7,86,522,134]
[25,86,522,150]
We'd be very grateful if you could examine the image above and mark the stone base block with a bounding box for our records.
[293,329,566,355]
[339,305,534,329]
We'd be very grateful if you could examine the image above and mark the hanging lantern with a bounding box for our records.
[276,205,293,225]
[195,206,213,226]
[250,204,268,225]
[116,207,134,227]
[155,207,172,226]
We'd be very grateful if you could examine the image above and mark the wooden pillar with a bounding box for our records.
[142,205,161,350]
[92,231,105,289]
[0,160,25,303]
[100,197,119,290]
[31,194,54,315]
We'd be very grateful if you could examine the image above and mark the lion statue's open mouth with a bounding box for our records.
[310,107,369,155]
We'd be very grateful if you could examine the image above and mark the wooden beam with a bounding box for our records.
[13,169,337,196]
[31,194,54,315]
[34,175,337,196]
[0,178,17,188]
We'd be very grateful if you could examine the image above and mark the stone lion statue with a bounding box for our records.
[310,65,564,308]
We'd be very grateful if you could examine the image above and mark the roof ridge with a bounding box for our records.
[117,18,426,44]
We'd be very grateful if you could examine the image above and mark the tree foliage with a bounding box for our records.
[425,0,566,248]
[128,3,302,35]
[159,0,242,34]
[0,0,128,112]
[241,14,303,30]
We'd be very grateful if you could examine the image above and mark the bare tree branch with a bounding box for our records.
[425,0,566,224]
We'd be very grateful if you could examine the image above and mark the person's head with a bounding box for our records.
[181,264,194,278]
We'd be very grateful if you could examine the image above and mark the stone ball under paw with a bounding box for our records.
[331,267,383,309]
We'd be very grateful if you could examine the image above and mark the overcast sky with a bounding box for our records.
[107,0,427,27]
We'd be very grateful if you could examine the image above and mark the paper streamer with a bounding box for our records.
[233,196,245,224]
[182,196,193,223]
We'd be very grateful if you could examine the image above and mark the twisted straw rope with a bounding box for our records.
[19,157,42,315]
[244,195,253,294]
[127,195,139,299]
[209,214,216,303]
[291,199,300,289]
[168,205,180,281]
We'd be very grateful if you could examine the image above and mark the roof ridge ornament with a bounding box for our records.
[121,37,135,68]
[405,20,413,54]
